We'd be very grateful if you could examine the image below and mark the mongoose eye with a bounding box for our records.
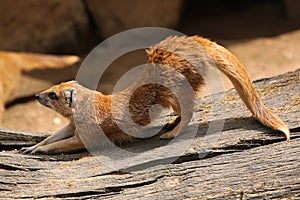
[47,92,58,101]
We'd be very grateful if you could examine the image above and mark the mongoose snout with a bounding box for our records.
[35,93,51,108]
[35,93,42,101]
[35,93,44,104]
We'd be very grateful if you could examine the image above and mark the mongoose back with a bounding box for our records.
[21,35,290,154]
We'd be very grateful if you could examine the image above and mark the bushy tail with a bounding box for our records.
[193,36,290,140]
[0,51,79,71]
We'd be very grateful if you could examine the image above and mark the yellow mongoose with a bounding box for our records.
[21,35,290,154]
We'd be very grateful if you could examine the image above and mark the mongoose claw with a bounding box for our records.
[20,146,38,154]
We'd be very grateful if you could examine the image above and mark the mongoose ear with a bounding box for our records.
[64,88,77,108]
[145,49,151,56]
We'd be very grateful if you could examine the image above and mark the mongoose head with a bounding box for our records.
[35,81,78,118]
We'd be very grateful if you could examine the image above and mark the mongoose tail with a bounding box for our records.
[192,36,290,140]
[0,51,80,72]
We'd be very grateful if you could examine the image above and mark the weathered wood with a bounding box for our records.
[0,69,299,199]
[0,129,49,150]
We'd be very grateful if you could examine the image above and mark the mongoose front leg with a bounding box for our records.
[21,123,75,154]
[29,134,84,154]
[160,115,191,139]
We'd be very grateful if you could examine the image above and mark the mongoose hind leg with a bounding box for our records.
[162,116,181,131]
[160,102,192,139]
[160,121,181,139]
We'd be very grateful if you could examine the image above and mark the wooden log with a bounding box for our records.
[0,129,49,150]
[0,69,299,199]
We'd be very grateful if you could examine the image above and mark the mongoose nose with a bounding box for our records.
[35,94,42,101]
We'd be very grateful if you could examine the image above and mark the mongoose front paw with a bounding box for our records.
[28,147,46,154]
[20,146,44,154]
[20,146,35,154]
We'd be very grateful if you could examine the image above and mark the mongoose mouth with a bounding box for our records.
[35,94,51,108]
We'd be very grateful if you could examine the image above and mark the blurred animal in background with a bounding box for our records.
[0,51,79,124]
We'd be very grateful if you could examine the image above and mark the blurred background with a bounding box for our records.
[1,0,300,132]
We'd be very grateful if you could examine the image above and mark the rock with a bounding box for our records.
[86,0,184,38]
[0,0,95,53]
[284,0,300,18]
